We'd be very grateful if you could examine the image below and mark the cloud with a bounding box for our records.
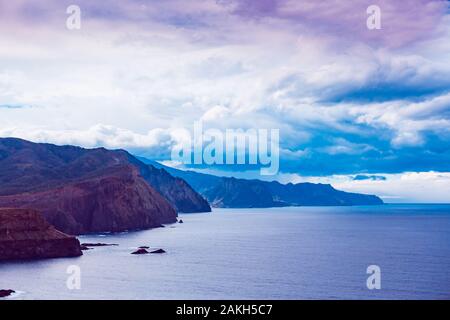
[266,47,450,105]
[351,92,450,147]
[0,124,178,159]
[0,104,32,109]
[223,0,448,47]
[0,0,450,203]
[333,171,450,203]
[353,175,387,181]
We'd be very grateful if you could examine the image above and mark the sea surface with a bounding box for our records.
[1,204,450,300]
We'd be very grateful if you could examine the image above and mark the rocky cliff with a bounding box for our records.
[0,208,82,260]
[0,165,177,234]
[0,138,210,214]
[133,162,211,213]
[0,138,184,234]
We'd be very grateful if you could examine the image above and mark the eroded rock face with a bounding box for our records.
[133,162,211,213]
[0,138,210,217]
[0,138,211,234]
[0,166,177,235]
[0,209,82,261]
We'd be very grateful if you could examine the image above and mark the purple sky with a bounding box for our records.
[0,0,447,45]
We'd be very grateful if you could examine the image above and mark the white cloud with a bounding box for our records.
[351,92,450,147]
[0,124,175,152]
[333,172,450,203]
[321,138,376,155]
[1,1,450,202]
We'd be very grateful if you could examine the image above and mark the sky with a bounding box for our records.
[0,0,450,202]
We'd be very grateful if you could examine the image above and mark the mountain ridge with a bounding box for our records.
[138,157,384,208]
[0,138,210,213]
[0,138,210,234]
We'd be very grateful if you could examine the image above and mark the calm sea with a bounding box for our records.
[1,204,450,299]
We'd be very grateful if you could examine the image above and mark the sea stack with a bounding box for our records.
[0,289,15,298]
[0,208,83,261]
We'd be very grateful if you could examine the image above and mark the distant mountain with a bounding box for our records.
[0,138,210,234]
[139,158,384,208]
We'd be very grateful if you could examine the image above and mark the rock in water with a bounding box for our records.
[80,243,118,250]
[0,208,83,261]
[150,249,166,254]
[81,243,118,247]
[0,289,15,298]
[131,248,150,255]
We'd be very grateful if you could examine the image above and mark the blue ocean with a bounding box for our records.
[1,204,449,299]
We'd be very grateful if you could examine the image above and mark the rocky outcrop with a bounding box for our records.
[0,165,177,235]
[81,243,118,247]
[131,248,149,255]
[150,249,166,254]
[131,248,166,255]
[0,289,15,298]
[0,208,82,260]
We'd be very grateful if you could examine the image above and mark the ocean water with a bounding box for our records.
[1,204,450,300]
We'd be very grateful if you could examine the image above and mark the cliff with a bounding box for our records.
[134,162,211,213]
[0,166,177,234]
[0,138,184,234]
[0,208,82,260]
[203,177,281,208]
[0,138,210,214]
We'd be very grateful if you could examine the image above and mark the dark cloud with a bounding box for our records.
[221,0,449,47]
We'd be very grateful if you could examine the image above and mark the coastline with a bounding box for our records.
[2,205,450,300]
